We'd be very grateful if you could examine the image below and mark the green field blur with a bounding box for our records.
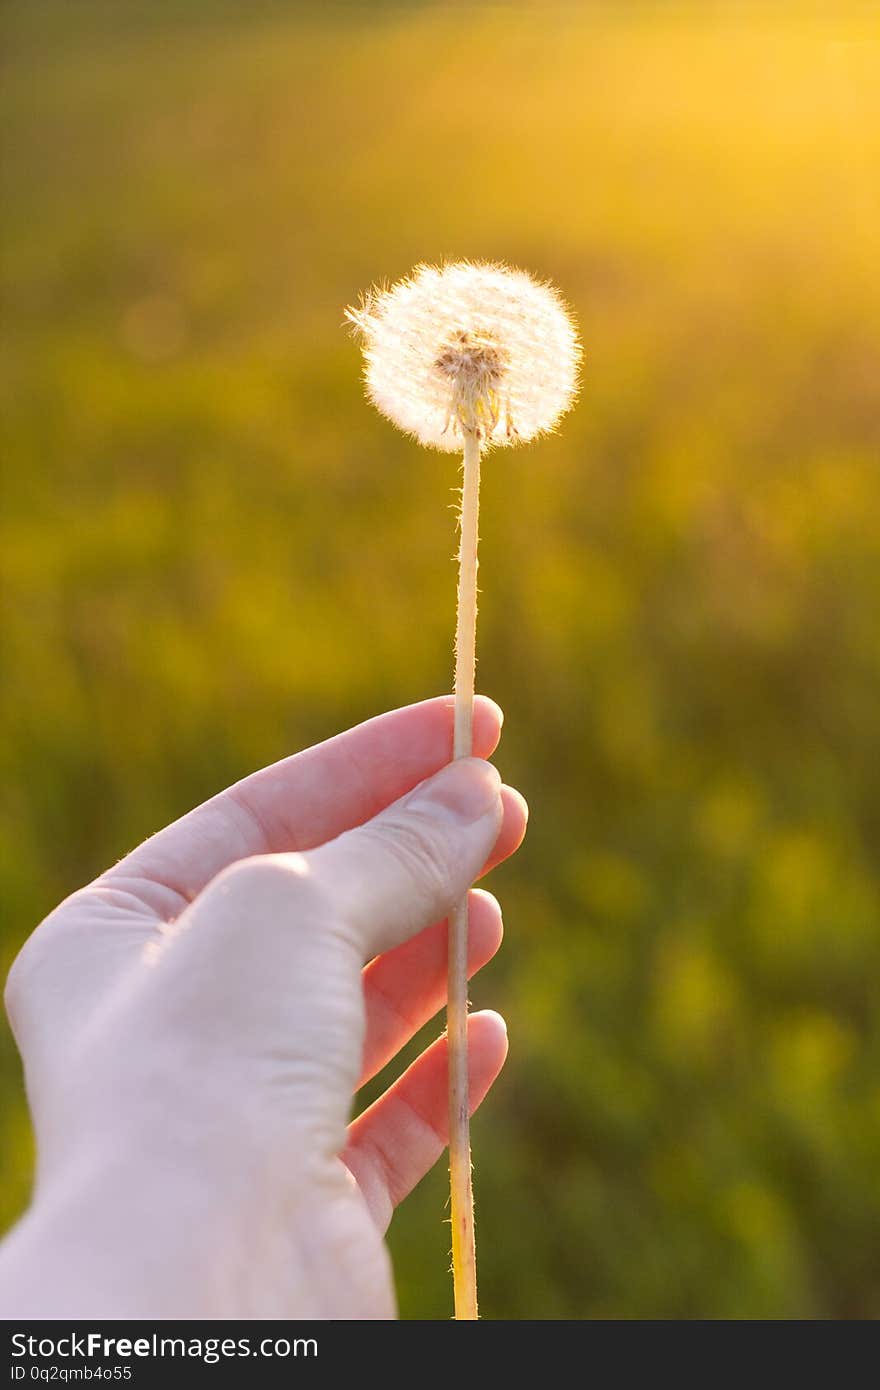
[3,1,880,1318]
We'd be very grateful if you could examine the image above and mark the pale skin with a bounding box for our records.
[0,695,527,1319]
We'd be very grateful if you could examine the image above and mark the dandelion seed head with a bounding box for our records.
[346,261,581,451]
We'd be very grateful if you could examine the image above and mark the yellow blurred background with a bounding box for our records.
[3,1,880,1317]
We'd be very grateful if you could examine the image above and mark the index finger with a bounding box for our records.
[106,695,504,910]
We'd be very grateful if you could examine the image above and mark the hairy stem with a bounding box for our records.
[449,428,481,1320]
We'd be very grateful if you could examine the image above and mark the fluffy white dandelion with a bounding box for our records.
[347,260,581,1321]
[346,260,580,451]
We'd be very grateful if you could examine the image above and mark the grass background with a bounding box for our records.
[2,0,880,1317]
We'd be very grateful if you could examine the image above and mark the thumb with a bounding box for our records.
[309,757,503,960]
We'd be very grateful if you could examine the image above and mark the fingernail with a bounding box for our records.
[409,758,502,825]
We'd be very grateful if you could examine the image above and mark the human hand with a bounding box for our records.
[0,696,527,1318]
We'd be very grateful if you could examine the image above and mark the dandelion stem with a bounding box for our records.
[449,427,481,1321]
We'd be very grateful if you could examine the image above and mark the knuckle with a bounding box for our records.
[208,852,335,927]
[361,816,454,901]
[216,851,302,895]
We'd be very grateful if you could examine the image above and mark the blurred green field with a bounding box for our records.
[3,0,880,1318]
